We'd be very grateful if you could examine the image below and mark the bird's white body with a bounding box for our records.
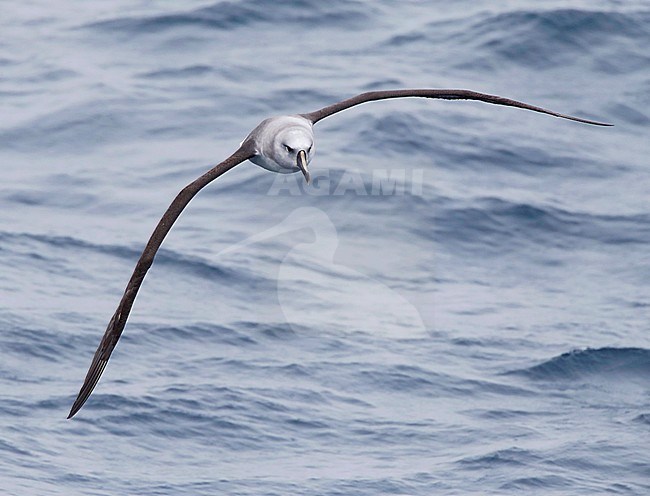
[247,115,315,174]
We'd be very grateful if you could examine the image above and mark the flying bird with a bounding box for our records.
[67,88,611,419]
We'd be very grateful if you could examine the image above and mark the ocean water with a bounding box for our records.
[1,1,649,494]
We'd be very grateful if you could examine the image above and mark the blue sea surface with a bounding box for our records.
[1,1,649,494]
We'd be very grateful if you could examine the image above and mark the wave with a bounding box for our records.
[130,321,259,348]
[0,99,147,153]
[0,231,256,284]
[409,195,650,255]
[83,0,369,35]
[507,347,650,381]
[379,8,650,74]
[137,64,216,80]
[460,9,650,72]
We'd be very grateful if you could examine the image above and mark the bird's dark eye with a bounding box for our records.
[308,145,312,153]
[284,145,294,153]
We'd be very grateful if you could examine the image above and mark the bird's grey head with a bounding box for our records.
[247,116,315,183]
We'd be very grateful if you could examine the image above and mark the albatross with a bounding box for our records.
[67,88,611,419]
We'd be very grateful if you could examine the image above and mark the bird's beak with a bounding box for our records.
[297,149,310,184]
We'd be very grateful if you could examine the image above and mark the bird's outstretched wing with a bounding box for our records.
[301,88,612,126]
[67,146,255,419]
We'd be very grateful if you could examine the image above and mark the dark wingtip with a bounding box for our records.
[550,110,612,127]
[67,391,88,419]
[67,397,84,419]
[574,117,614,127]
[67,358,108,419]
[67,389,91,418]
